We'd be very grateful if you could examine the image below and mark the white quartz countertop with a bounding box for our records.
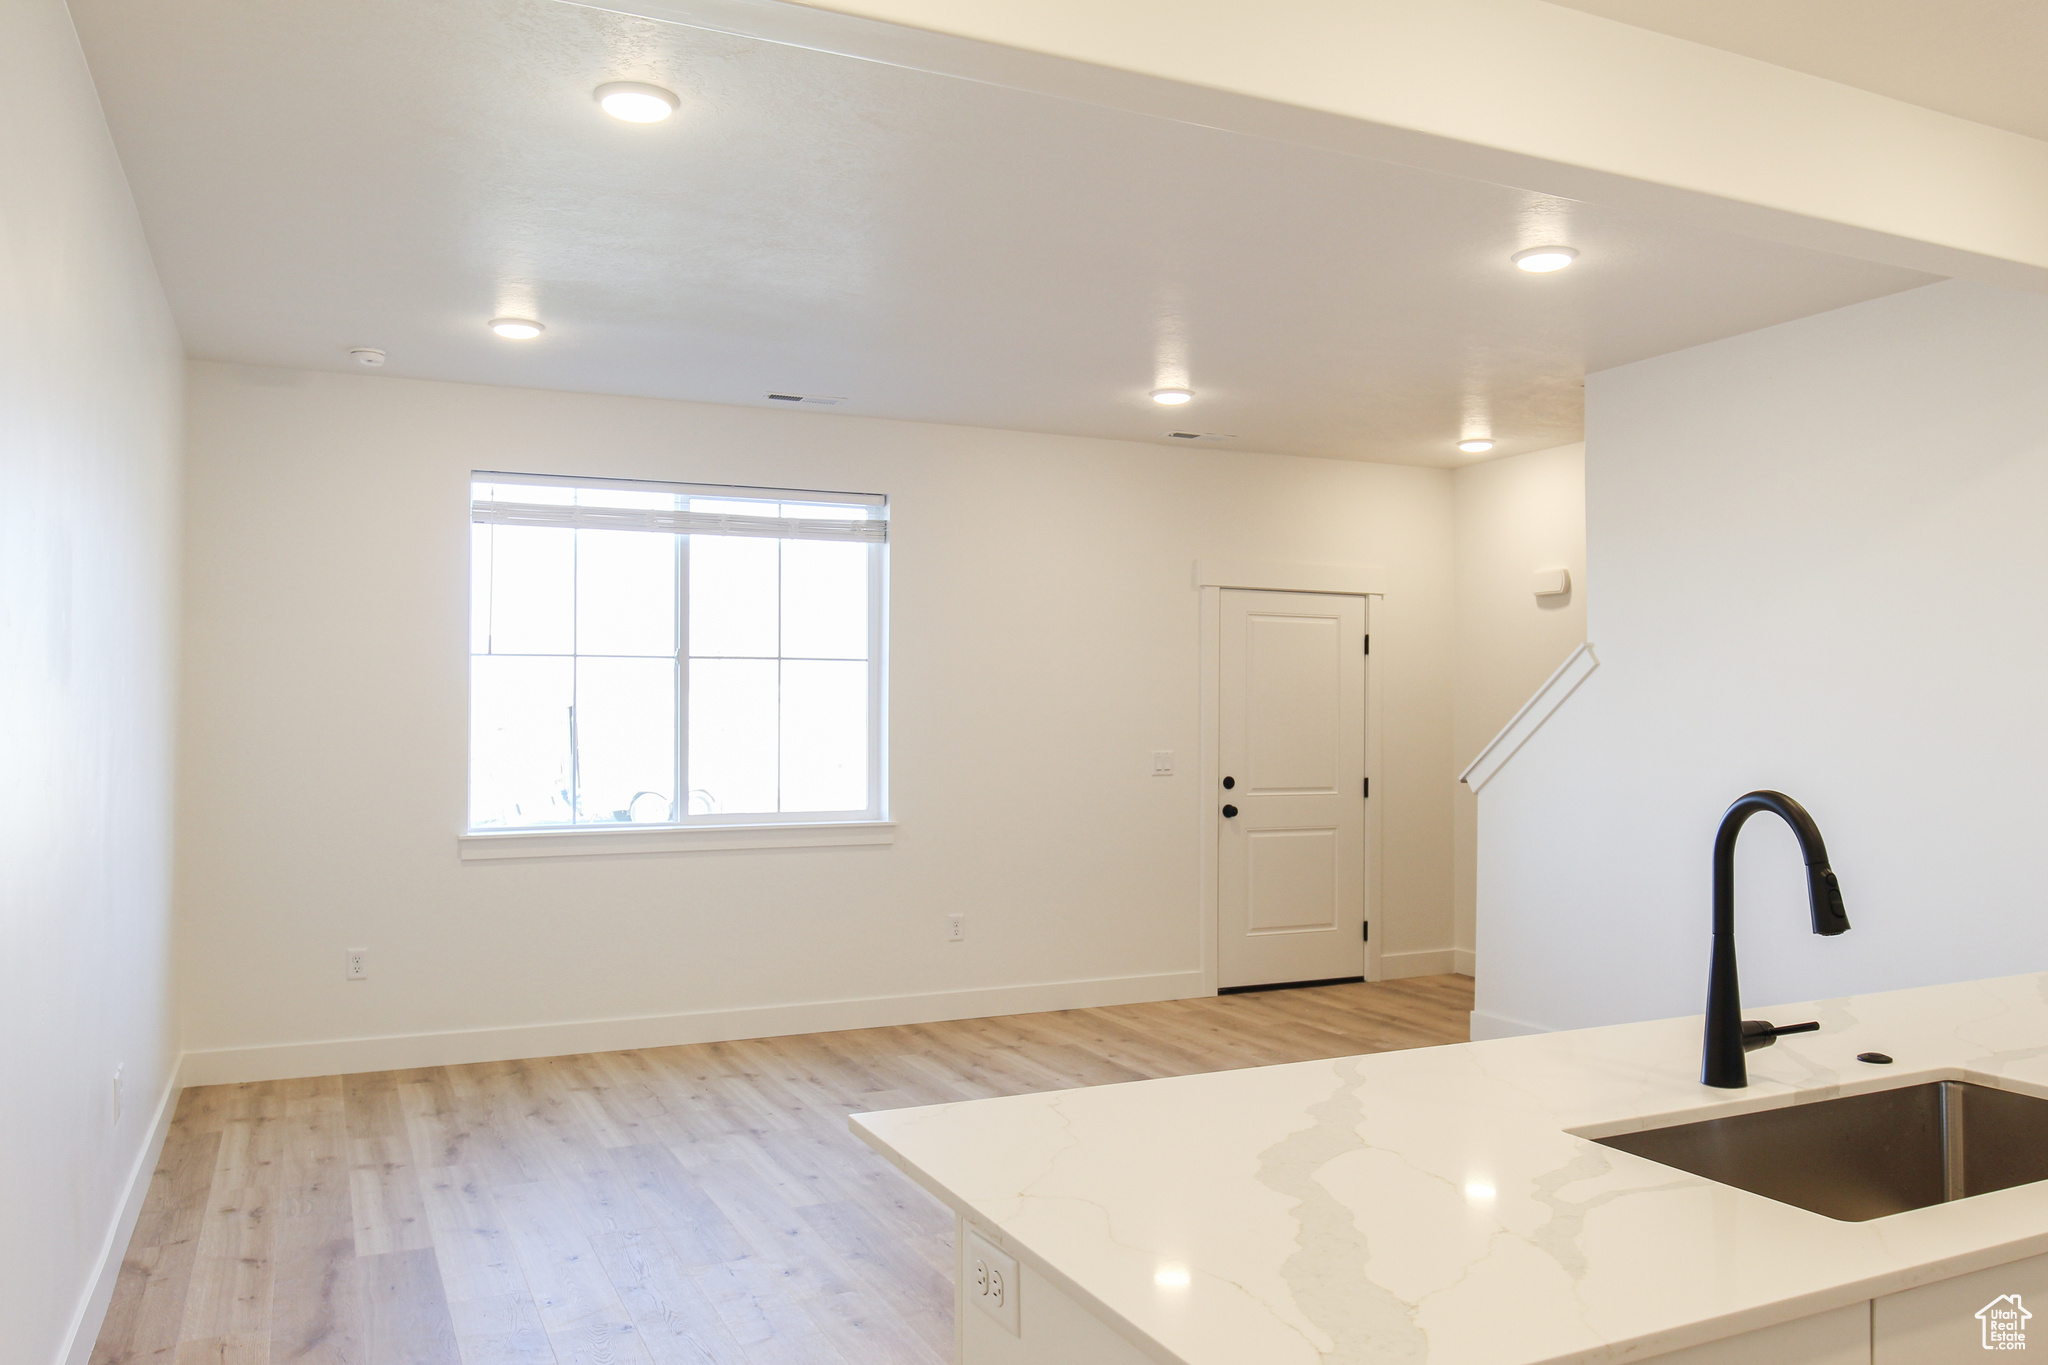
[850,973,2048,1365]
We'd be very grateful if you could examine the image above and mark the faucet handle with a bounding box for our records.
[1740,1019,1820,1052]
[1807,866,1851,935]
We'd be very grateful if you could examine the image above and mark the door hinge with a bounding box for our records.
[1362,635,1370,655]
[1362,777,1370,798]
[1362,921,1370,942]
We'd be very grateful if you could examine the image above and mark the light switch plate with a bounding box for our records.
[965,1225,1020,1336]
[1151,750,1174,776]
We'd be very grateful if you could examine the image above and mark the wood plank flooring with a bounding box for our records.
[92,975,1472,1365]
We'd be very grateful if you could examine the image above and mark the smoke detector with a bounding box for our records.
[349,348,386,367]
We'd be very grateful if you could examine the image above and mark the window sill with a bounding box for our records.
[458,821,896,861]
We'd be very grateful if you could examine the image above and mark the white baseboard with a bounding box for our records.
[179,970,1211,1086]
[1380,948,1458,979]
[1453,948,1475,977]
[60,1056,183,1365]
[1469,1008,1550,1040]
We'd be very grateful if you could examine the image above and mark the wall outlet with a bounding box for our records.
[345,947,369,981]
[1151,750,1174,776]
[946,914,965,943]
[965,1226,1020,1335]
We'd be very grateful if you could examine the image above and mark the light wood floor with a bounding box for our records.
[93,975,1472,1365]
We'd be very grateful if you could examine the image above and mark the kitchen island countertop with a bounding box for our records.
[852,972,2048,1364]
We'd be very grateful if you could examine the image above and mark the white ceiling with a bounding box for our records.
[1544,1,2048,143]
[72,0,1938,467]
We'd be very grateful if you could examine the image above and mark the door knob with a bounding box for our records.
[1221,804,1239,818]
[1222,776,1235,789]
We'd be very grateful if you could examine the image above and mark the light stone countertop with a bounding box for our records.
[850,973,2048,1365]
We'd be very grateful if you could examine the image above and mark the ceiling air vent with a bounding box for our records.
[766,393,845,406]
[1165,431,1236,441]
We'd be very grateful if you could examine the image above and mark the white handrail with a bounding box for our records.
[1459,643,1600,792]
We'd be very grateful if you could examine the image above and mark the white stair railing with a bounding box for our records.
[1459,643,1600,792]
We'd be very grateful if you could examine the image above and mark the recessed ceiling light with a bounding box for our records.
[595,81,679,123]
[1458,439,1496,453]
[1512,246,1578,273]
[1150,387,1194,405]
[488,317,544,339]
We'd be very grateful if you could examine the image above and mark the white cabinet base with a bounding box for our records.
[1875,1251,2048,1363]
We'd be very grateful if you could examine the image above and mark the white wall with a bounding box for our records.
[178,364,1457,1081]
[1,2,184,1361]
[1451,444,1586,974]
[1474,279,2048,1038]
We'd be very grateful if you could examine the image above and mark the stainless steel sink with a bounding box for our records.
[1595,1081,2048,1221]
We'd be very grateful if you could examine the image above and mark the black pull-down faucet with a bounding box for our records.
[1703,791,1852,1088]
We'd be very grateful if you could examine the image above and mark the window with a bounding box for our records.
[468,473,885,831]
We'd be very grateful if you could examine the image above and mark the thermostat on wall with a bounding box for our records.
[1532,568,1571,597]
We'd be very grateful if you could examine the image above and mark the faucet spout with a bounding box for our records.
[1703,791,1851,1089]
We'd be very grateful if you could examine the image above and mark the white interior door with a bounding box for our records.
[1216,589,1368,990]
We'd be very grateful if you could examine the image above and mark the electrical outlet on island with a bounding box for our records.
[965,1226,1020,1335]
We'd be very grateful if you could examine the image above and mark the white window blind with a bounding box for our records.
[470,501,887,543]
[469,474,887,542]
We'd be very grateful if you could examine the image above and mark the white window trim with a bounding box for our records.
[458,820,896,860]
[467,471,890,838]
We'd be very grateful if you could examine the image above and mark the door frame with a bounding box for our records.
[1195,560,1386,994]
